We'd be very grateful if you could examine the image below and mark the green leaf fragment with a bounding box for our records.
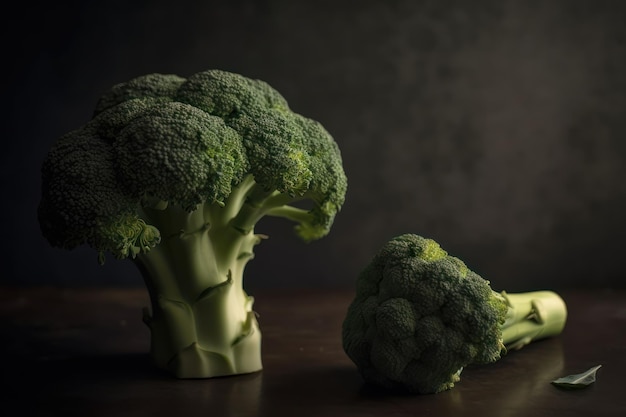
[551,365,602,389]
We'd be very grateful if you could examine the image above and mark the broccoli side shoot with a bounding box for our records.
[342,234,567,394]
[38,69,347,378]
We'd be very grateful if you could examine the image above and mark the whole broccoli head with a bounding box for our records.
[342,234,567,394]
[38,69,347,378]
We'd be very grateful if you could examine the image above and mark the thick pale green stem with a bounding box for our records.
[500,291,568,351]
[137,262,262,377]
[134,177,270,378]
[133,175,314,378]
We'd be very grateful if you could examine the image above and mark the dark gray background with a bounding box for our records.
[3,0,625,292]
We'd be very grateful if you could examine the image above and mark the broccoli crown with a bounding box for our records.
[342,234,508,394]
[39,70,347,259]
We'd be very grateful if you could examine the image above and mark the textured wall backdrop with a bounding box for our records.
[4,0,625,291]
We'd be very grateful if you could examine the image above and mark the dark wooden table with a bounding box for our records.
[0,286,624,416]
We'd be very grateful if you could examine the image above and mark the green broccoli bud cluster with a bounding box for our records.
[38,69,347,261]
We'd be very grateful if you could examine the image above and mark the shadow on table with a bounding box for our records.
[256,338,568,417]
[2,351,264,416]
[257,364,372,416]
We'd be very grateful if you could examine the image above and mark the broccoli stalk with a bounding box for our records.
[38,70,347,378]
[499,290,567,351]
[342,234,567,394]
[135,175,321,377]
[134,177,261,378]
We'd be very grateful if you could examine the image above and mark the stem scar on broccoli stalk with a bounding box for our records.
[342,234,567,394]
[38,69,347,378]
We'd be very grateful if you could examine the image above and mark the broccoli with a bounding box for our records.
[38,69,347,378]
[342,234,567,394]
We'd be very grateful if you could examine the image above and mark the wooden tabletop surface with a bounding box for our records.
[0,286,624,416]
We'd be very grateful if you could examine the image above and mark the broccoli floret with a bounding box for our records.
[38,69,347,378]
[342,234,567,394]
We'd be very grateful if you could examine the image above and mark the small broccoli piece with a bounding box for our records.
[342,234,567,394]
[38,69,347,378]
